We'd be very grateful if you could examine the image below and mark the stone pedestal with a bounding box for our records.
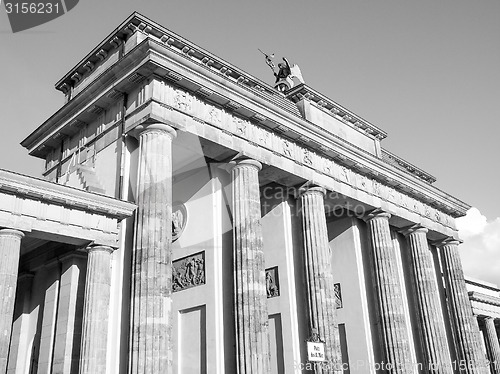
[130,123,177,374]
[230,158,271,374]
[0,228,24,374]
[364,210,413,372]
[438,239,487,374]
[484,318,500,374]
[299,186,339,371]
[79,245,113,374]
[403,226,452,373]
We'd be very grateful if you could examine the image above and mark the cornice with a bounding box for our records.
[469,291,500,307]
[0,169,136,219]
[286,84,387,141]
[381,149,436,184]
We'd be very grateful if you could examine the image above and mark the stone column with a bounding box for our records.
[402,225,452,373]
[0,228,24,374]
[484,318,500,374]
[364,210,413,372]
[79,245,113,374]
[7,273,34,374]
[438,239,488,374]
[230,158,271,374]
[299,186,339,371]
[53,252,87,374]
[130,123,176,374]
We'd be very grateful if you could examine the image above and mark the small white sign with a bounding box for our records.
[307,341,325,362]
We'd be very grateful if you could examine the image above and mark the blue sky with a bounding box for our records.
[1,1,499,284]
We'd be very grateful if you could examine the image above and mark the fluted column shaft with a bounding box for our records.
[231,158,271,374]
[130,123,176,374]
[364,210,412,373]
[439,240,487,374]
[0,229,24,374]
[404,226,452,373]
[484,318,500,374]
[300,187,339,372]
[79,245,113,374]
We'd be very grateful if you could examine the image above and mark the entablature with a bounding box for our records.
[24,37,469,223]
[0,169,136,222]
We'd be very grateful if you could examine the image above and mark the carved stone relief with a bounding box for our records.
[172,252,205,292]
[372,180,381,196]
[334,283,342,309]
[174,89,193,112]
[303,149,313,166]
[424,205,431,218]
[257,127,271,147]
[235,118,247,136]
[266,267,280,298]
[209,107,222,126]
[282,139,293,158]
[172,203,187,242]
[340,166,350,183]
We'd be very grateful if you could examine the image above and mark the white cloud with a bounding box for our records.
[456,207,488,237]
[456,207,500,287]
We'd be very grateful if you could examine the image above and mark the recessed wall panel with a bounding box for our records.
[178,305,207,374]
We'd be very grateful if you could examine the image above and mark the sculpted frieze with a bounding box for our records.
[413,200,422,215]
[256,127,271,147]
[424,204,432,218]
[173,89,193,112]
[172,252,205,292]
[372,180,382,196]
[340,166,350,183]
[322,159,332,176]
[208,107,222,126]
[435,210,441,223]
[387,187,396,202]
[356,174,369,191]
[399,192,409,208]
[282,139,294,158]
[157,85,454,229]
[234,118,248,137]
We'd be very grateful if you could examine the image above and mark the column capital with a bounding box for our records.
[132,123,177,140]
[433,237,463,247]
[363,208,391,222]
[86,245,114,254]
[298,185,326,198]
[0,228,24,240]
[400,224,428,237]
[228,157,262,172]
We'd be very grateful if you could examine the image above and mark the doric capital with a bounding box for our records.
[298,185,326,198]
[400,224,428,237]
[363,208,391,222]
[86,245,114,254]
[132,123,177,140]
[0,228,25,240]
[229,157,262,172]
[433,236,463,248]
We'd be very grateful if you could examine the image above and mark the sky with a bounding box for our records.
[1,1,499,285]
